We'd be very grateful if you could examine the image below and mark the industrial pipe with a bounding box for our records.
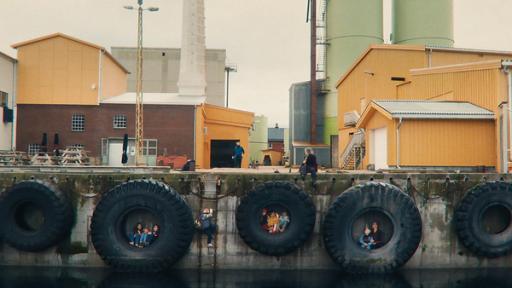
[500,102,508,173]
[11,60,16,150]
[502,60,512,173]
[396,117,403,169]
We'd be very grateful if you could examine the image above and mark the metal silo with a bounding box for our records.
[392,0,454,46]
[324,0,383,144]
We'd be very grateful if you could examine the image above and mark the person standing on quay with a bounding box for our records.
[233,142,245,168]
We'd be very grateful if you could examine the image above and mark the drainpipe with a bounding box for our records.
[98,49,104,103]
[396,117,403,169]
[193,106,196,161]
[503,60,512,173]
[427,48,433,67]
[11,61,17,150]
[500,102,509,173]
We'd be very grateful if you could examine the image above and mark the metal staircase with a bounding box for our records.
[340,131,366,170]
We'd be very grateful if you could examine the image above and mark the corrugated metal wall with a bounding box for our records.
[408,68,500,113]
[399,119,496,167]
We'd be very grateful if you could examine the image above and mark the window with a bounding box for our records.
[143,139,157,156]
[0,91,8,107]
[28,144,41,156]
[113,114,127,129]
[72,114,85,132]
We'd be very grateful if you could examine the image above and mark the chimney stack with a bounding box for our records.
[178,0,207,98]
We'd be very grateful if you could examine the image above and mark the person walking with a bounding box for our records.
[300,148,318,185]
[232,142,245,168]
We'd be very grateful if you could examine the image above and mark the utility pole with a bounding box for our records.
[124,0,159,166]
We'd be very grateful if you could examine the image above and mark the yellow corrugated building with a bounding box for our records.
[12,33,128,105]
[356,100,496,170]
[195,104,254,169]
[336,44,512,171]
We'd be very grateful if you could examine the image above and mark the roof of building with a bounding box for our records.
[357,100,495,128]
[377,100,494,119]
[336,44,512,88]
[268,127,284,141]
[410,59,503,75]
[0,51,16,62]
[11,33,129,73]
[111,46,226,53]
[101,92,205,106]
[292,141,330,148]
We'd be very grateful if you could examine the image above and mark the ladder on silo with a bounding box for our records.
[316,0,327,79]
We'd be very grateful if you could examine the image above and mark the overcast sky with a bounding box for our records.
[2,0,512,127]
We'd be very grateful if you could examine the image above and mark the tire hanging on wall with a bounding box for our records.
[455,181,512,258]
[0,180,73,252]
[91,179,194,272]
[323,182,422,273]
[236,181,316,256]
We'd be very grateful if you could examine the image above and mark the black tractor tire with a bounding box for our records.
[323,182,422,273]
[91,179,194,272]
[236,181,316,256]
[0,180,73,252]
[455,181,512,258]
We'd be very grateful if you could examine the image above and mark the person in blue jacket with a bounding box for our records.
[232,142,245,168]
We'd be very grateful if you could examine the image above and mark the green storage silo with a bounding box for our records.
[324,0,384,144]
[392,0,453,46]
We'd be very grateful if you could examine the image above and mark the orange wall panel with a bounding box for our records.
[16,36,100,105]
[337,49,426,130]
[399,119,496,167]
[101,54,128,100]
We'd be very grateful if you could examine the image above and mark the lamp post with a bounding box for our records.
[124,0,159,166]
[225,64,237,107]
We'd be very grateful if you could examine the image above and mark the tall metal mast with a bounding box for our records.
[124,0,159,166]
[135,0,144,166]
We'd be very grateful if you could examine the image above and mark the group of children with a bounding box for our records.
[260,208,290,234]
[129,223,160,248]
[358,222,384,250]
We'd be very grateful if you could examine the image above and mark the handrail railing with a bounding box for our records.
[340,130,365,168]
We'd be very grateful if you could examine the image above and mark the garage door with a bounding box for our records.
[372,127,388,170]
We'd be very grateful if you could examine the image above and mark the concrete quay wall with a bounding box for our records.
[0,170,510,270]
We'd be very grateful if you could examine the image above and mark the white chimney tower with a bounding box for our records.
[178,0,207,99]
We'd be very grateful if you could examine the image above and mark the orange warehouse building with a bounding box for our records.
[336,44,512,172]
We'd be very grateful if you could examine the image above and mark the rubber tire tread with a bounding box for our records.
[323,182,422,273]
[236,181,316,256]
[91,179,194,272]
[455,181,512,258]
[0,180,73,252]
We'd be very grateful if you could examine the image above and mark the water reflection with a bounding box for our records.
[0,267,511,288]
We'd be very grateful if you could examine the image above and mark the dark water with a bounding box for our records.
[0,267,511,288]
